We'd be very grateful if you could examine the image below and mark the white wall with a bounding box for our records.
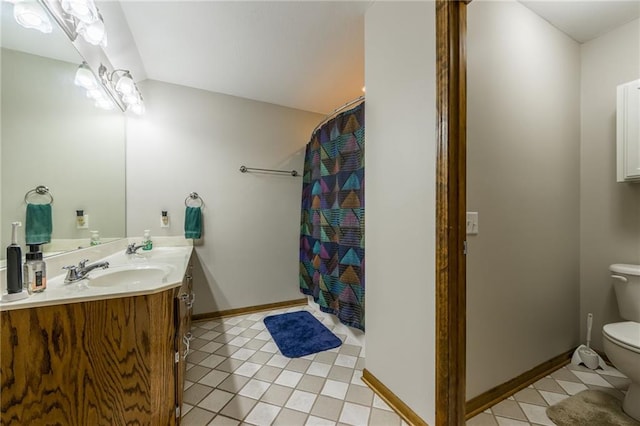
[364,2,436,423]
[466,0,581,398]
[580,19,640,351]
[1,49,126,253]
[126,80,324,314]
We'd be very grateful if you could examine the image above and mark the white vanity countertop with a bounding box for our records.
[0,239,193,311]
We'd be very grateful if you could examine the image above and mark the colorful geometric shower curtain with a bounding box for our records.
[299,102,365,331]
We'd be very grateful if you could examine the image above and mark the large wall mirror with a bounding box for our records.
[0,2,126,260]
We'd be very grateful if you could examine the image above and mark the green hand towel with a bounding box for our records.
[26,203,52,244]
[184,206,202,239]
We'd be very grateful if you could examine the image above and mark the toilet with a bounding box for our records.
[603,263,640,421]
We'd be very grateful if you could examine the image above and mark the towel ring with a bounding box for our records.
[185,192,204,208]
[24,185,54,204]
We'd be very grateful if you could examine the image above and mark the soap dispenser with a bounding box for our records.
[24,244,46,293]
[142,229,152,251]
[90,230,101,246]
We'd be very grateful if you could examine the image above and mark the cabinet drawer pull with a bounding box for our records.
[179,293,195,309]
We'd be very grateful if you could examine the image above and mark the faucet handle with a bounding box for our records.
[78,259,89,268]
[62,264,80,283]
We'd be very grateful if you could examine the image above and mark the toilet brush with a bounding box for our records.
[571,313,607,370]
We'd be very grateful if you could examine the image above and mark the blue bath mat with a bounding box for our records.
[263,310,342,358]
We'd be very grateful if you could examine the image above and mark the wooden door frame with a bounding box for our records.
[435,0,468,425]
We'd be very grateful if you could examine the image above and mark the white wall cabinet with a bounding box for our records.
[617,79,640,182]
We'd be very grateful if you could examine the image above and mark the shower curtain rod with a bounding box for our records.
[311,95,365,136]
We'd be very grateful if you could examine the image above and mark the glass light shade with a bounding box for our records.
[122,91,141,106]
[115,73,135,96]
[86,88,105,100]
[13,2,52,33]
[60,0,98,24]
[94,97,115,110]
[130,102,145,115]
[77,15,107,47]
[74,64,98,90]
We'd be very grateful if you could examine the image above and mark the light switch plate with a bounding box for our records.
[466,212,478,235]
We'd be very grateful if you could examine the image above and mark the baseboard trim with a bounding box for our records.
[191,298,308,321]
[361,369,429,426]
[465,348,574,419]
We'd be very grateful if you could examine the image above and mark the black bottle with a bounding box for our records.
[6,222,23,294]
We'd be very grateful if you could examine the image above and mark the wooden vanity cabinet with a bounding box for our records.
[0,256,194,425]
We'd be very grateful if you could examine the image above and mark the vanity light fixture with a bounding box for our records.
[74,62,98,90]
[86,88,115,110]
[18,0,144,114]
[114,71,135,96]
[60,0,99,24]
[12,0,52,33]
[93,97,115,110]
[74,62,115,110]
[99,66,145,115]
[75,12,107,47]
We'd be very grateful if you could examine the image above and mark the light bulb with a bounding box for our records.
[94,97,115,110]
[122,93,139,106]
[130,102,145,115]
[115,73,135,96]
[77,14,107,47]
[13,1,52,33]
[61,0,98,24]
[74,63,98,90]
[86,88,105,100]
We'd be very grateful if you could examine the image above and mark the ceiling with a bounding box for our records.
[119,1,370,114]
[519,0,640,43]
[2,1,639,114]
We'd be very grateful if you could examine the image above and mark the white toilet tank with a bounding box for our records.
[610,264,640,322]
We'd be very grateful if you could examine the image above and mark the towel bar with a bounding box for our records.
[239,165,299,177]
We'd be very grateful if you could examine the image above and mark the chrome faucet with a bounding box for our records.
[125,243,146,255]
[63,259,109,283]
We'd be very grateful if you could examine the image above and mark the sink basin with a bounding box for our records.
[87,264,174,287]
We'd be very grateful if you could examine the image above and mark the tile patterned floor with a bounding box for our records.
[466,363,631,426]
[181,305,407,426]
[183,304,631,425]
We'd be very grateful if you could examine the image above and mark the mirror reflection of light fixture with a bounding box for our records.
[74,63,115,111]
[94,97,115,111]
[99,66,145,115]
[74,62,98,90]
[13,1,52,33]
